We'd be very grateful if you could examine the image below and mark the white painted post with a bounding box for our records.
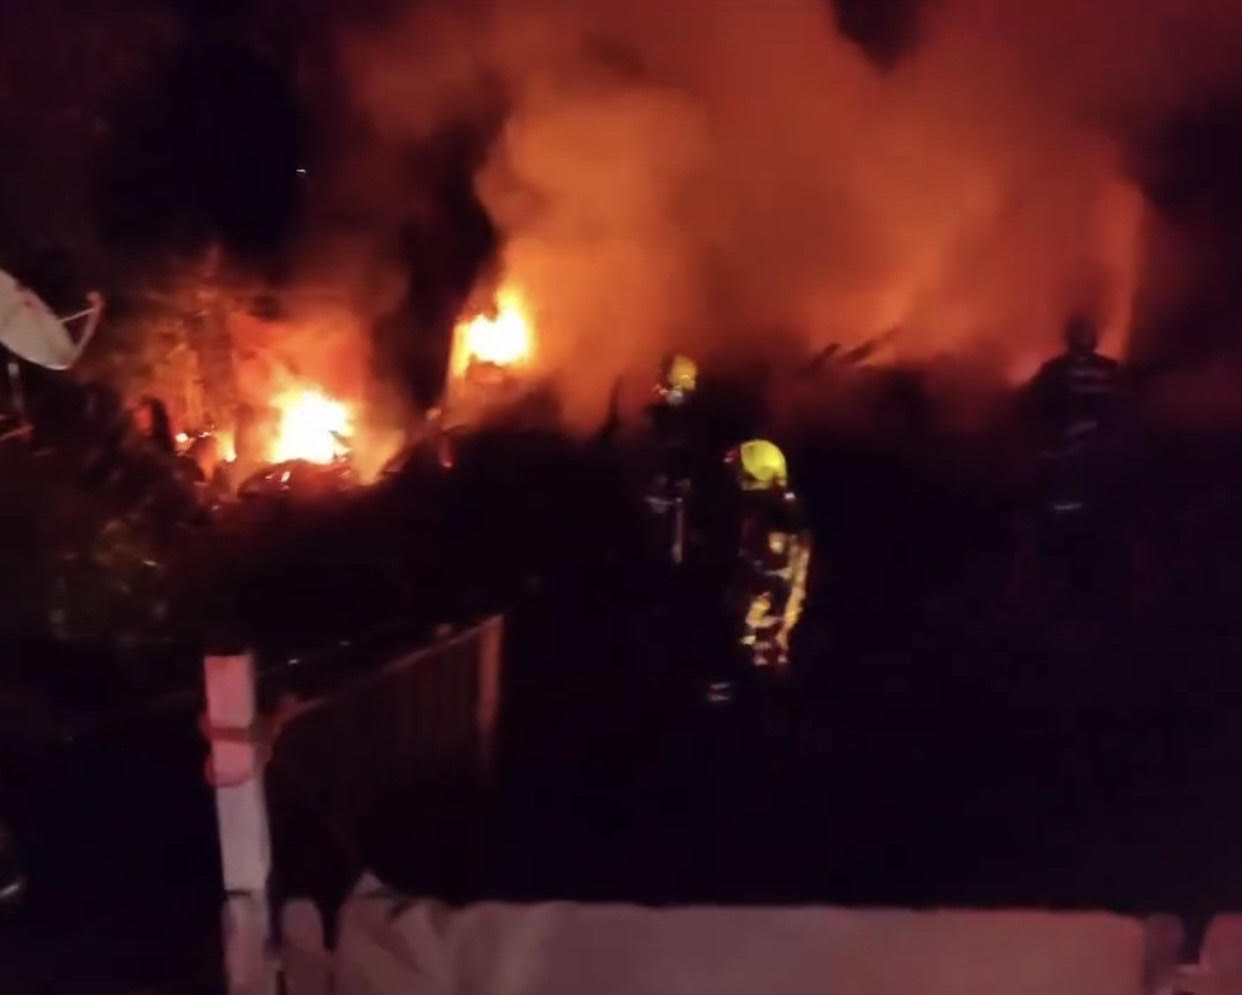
[204,650,276,995]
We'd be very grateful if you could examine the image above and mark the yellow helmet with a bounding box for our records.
[731,439,788,491]
[663,354,698,395]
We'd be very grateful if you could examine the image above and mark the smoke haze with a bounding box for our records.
[6,1,1242,436]
[343,0,1242,428]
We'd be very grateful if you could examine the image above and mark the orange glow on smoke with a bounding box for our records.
[270,387,354,464]
[451,286,535,377]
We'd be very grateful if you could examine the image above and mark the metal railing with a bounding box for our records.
[202,615,504,995]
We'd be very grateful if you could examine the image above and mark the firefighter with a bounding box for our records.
[1027,315,1124,515]
[726,439,811,673]
[657,353,698,407]
[643,354,700,565]
[1009,315,1130,617]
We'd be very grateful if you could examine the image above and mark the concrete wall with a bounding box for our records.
[330,877,1144,995]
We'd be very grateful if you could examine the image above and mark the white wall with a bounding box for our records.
[333,878,1144,995]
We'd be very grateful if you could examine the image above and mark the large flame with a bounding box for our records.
[270,387,354,464]
[451,286,535,377]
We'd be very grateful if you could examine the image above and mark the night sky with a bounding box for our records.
[0,0,935,280]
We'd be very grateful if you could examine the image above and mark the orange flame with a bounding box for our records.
[451,286,535,377]
[270,387,354,464]
[215,429,237,463]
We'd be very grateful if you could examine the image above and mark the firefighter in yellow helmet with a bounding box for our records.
[733,439,787,491]
[659,353,698,406]
[643,354,701,565]
[725,439,811,673]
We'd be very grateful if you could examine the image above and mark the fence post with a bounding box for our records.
[204,650,276,995]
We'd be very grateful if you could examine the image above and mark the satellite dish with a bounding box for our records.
[0,269,102,370]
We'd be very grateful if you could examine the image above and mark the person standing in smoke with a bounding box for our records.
[643,354,700,566]
[1027,314,1126,516]
[1010,314,1131,621]
[721,439,811,681]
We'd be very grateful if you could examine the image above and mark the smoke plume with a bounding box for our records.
[340,0,1242,429]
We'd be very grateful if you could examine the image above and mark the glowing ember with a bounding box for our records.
[270,388,354,465]
[451,286,534,377]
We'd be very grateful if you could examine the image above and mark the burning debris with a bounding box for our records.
[237,458,356,502]
[450,284,535,381]
[232,386,358,500]
[435,282,546,436]
[270,387,355,466]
